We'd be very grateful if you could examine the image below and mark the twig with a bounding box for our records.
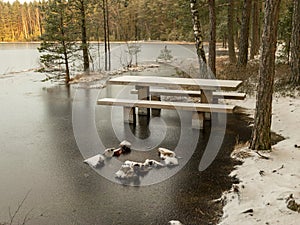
[272,164,284,173]
[255,151,270,160]
[8,190,31,225]
[21,208,34,225]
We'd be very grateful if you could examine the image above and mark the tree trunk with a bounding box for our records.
[290,0,300,85]
[238,0,252,67]
[208,0,216,76]
[36,7,42,36]
[250,0,260,59]
[227,0,236,64]
[63,42,70,83]
[80,0,89,72]
[59,5,70,84]
[250,0,281,150]
[103,0,108,71]
[105,0,111,71]
[190,0,208,78]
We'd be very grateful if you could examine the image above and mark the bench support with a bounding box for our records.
[201,91,213,121]
[136,85,150,116]
[192,112,204,129]
[123,107,136,124]
[151,95,161,116]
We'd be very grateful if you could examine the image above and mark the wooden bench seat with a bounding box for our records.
[97,98,236,129]
[130,88,246,100]
[212,91,246,100]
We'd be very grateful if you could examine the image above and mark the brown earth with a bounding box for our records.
[215,56,296,96]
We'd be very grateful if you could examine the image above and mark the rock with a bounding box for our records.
[103,148,115,157]
[83,154,105,168]
[144,159,164,168]
[168,220,183,225]
[115,164,137,179]
[286,194,300,213]
[119,140,132,154]
[158,147,176,158]
[161,156,179,166]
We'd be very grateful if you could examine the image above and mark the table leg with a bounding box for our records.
[151,94,161,116]
[201,90,213,121]
[192,111,204,129]
[136,85,150,116]
[123,107,136,124]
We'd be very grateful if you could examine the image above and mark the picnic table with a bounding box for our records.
[98,75,244,129]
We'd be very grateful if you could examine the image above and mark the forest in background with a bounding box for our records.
[1,0,192,42]
[0,0,294,48]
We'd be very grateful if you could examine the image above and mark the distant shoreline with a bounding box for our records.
[0,40,197,45]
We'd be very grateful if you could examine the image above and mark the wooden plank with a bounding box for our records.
[97,98,236,113]
[108,75,242,91]
[213,91,246,100]
[131,88,246,100]
[130,88,201,97]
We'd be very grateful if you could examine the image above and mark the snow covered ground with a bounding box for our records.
[218,95,300,225]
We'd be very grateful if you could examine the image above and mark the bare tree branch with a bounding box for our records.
[8,190,31,225]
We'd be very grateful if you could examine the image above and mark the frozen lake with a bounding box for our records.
[0,42,199,75]
[0,43,251,224]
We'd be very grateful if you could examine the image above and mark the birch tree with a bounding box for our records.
[190,0,208,78]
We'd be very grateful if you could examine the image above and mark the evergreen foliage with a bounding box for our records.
[0,0,295,47]
[157,45,173,62]
[38,0,79,83]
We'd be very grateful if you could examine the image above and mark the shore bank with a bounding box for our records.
[218,96,300,225]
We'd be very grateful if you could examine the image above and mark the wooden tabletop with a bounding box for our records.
[108,75,242,91]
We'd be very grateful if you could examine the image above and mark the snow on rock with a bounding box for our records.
[218,96,300,225]
[83,154,105,168]
[115,164,137,179]
[158,147,177,158]
[83,141,181,183]
[103,148,116,158]
[161,156,179,166]
[158,147,179,166]
[168,220,184,225]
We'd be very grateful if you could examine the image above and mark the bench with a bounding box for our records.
[97,98,236,129]
[130,88,246,101]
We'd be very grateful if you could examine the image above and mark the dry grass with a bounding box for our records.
[215,56,298,97]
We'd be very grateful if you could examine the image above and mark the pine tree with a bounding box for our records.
[38,0,78,83]
[237,0,252,67]
[290,0,300,85]
[227,0,237,64]
[208,0,216,75]
[250,0,281,150]
[250,0,260,59]
[69,0,90,72]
